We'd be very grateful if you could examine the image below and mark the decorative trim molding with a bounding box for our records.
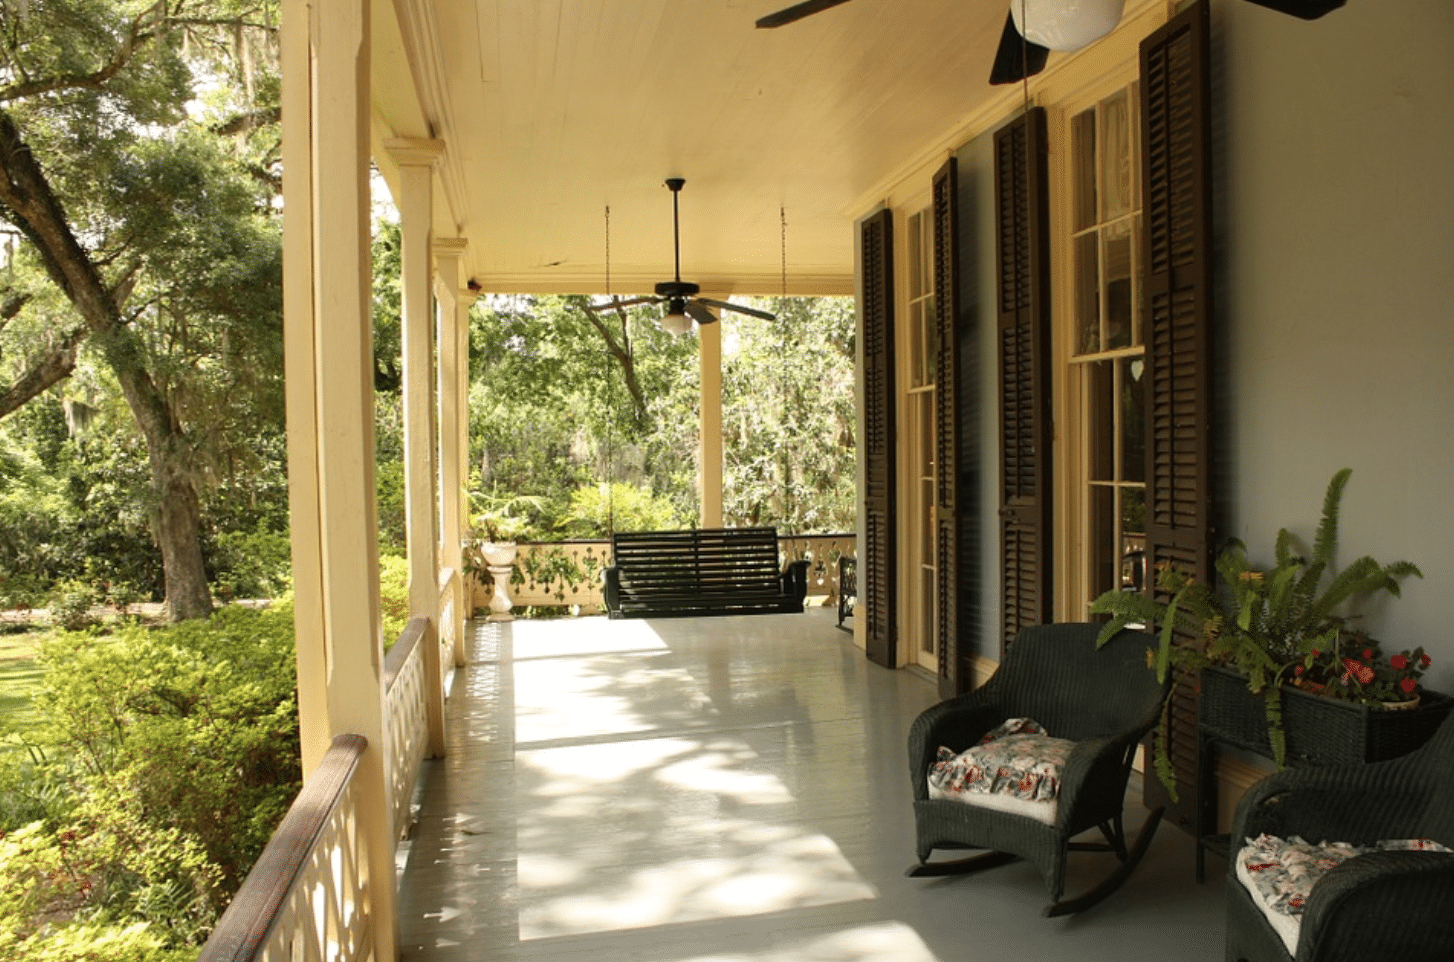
[391,0,470,235]
[384,136,445,166]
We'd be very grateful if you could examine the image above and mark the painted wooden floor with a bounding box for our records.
[396,609,1228,961]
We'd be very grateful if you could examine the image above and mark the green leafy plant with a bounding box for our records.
[467,486,546,543]
[1091,469,1422,786]
[45,580,99,632]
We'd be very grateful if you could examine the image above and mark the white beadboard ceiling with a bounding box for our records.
[368,0,1118,297]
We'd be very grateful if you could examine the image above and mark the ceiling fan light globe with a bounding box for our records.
[1011,0,1125,52]
[660,310,694,336]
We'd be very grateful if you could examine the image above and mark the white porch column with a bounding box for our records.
[433,237,470,669]
[387,137,447,759]
[281,1,398,958]
[698,312,724,527]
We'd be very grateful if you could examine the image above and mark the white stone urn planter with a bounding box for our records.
[479,540,518,621]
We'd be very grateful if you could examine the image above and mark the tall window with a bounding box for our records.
[1068,83,1146,605]
[906,206,937,668]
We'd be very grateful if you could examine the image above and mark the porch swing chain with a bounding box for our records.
[604,204,616,539]
[779,205,792,539]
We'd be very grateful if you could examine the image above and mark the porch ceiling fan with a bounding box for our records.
[584,178,776,334]
[755,0,1347,84]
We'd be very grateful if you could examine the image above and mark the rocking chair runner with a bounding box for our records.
[906,623,1170,916]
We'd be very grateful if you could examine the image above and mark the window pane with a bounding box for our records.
[1100,90,1133,221]
[1104,220,1133,350]
[1087,360,1114,482]
[909,301,924,388]
[1120,356,1146,482]
[920,392,934,471]
[1121,488,1146,591]
[908,212,925,299]
[1074,233,1100,355]
[925,292,938,384]
[1072,109,1097,233]
[1132,219,1144,346]
[1088,485,1117,602]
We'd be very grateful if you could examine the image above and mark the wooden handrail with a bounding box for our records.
[197,733,367,962]
[383,616,427,692]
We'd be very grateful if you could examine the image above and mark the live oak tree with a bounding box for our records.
[0,0,282,619]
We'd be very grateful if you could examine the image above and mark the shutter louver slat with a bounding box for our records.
[861,208,898,669]
[994,107,1052,655]
[1140,0,1213,831]
[932,159,963,696]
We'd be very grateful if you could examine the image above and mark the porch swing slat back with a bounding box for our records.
[604,527,809,618]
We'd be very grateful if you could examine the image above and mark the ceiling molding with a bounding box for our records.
[392,0,469,234]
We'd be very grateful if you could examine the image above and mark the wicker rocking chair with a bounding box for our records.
[906,623,1170,916]
[1225,711,1454,962]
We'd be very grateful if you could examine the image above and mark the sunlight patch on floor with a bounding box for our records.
[512,631,880,941]
[511,616,669,661]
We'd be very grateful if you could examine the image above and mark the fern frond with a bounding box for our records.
[1312,467,1352,569]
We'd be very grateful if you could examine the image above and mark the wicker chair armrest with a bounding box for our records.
[1296,851,1454,961]
[1053,734,1136,823]
[907,697,1004,802]
[1233,769,1428,846]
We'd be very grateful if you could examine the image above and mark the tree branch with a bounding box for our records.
[581,303,648,424]
[0,2,166,104]
[0,325,85,419]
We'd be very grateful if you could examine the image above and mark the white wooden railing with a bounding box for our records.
[471,532,857,614]
[382,619,427,839]
[197,734,374,962]
[778,532,856,603]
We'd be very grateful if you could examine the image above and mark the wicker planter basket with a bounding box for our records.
[1199,664,1454,766]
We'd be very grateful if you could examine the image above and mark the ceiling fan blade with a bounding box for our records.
[1241,0,1346,18]
[755,0,855,29]
[587,295,660,312]
[989,10,1050,86]
[698,297,778,322]
[685,301,719,326]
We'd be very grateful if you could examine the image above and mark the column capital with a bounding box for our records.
[432,236,468,260]
[384,137,445,166]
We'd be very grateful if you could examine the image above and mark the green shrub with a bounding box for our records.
[378,552,410,646]
[3,602,303,950]
[208,525,293,601]
[558,482,683,538]
[45,581,99,632]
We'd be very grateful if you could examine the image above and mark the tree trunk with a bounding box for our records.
[149,442,214,620]
[0,108,214,620]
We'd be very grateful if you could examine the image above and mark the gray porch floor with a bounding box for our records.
[396,609,1227,961]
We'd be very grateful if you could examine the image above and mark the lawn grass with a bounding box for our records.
[0,629,46,732]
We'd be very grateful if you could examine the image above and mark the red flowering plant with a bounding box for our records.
[1092,469,1423,786]
[1295,632,1432,705]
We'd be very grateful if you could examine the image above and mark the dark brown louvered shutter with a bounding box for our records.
[1140,0,1214,830]
[994,107,1052,656]
[932,158,964,697]
[861,208,898,669]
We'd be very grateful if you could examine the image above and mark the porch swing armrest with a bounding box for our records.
[603,565,621,615]
[781,559,810,603]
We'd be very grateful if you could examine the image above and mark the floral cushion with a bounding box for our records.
[1235,833,1454,954]
[926,718,1075,825]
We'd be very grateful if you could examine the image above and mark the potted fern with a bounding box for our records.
[1091,469,1431,792]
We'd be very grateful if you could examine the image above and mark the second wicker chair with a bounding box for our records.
[906,623,1170,916]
